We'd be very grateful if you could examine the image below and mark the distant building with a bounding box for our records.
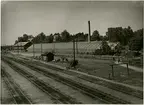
[14,42,27,51]
[13,37,34,52]
[41,52,54,62]
[13,41,33,52]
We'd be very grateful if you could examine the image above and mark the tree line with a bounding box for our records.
[14,30,107,44]
[14,26,143,52]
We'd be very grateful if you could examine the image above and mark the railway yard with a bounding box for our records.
[1,52,143,104]
[1,1,144,104]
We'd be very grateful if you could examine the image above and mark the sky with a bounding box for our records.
[1,1,143,45]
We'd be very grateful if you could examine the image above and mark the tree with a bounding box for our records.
[84,33,88,41]
[44,34,53,43]
[28,35,34,39]
[23,34,29,42]
[49,34,54,43]
[75,32,85,41]
[14,40,18,45]
[18,37,23,42]
[91,30,100,41]
[114,43,123,55]
[128,28,143,51]
[129,37,142,51]
[39,32,46,42]
[99,36,103,41]
[121,26,134,45]
[129,31,143,51]
[103,35,108,41]
[53,33,61,42]
[61,30,71,42]
[32,32,46,43]
[100,41,111,55]
[106,26,134,46]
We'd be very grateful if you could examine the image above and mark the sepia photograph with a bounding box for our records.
[1,1,143,104]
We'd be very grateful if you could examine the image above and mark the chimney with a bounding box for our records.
[88,21,91,42]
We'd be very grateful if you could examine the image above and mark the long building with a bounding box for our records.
[27,41,119,54]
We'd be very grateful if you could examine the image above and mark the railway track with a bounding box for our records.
[3,56,132,104]
[1,67,33,104]
[2,58,81,104]
[9,56,143,99]
[29,59,143,99]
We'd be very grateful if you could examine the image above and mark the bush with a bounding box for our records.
[134,52,141,57]
[94,49,102,55]
[109,50,115,55]
[70,60,78,67]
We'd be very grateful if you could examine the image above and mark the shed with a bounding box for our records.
[41,52,54,62]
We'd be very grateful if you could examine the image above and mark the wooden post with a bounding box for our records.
[17,43,19,54]
[73,39,75,62]
[20,42,21,52]
[41,36,43,60]
[41,43,42,55]
[76,38,78,54]
[109,73,111,79]
[111,65,114,78]
[33,43,35,58]
[53,42,55,54]
[126,63,130,76]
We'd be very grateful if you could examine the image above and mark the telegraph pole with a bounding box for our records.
[40,34,43,60]
[21,42,22,53]
[73,39,75,61]
[53,35,56,54]
[76,37,78,54]
[41,36,43,55]
[33,42,35,58]
[17,43,19,54]
[53,43,55,53]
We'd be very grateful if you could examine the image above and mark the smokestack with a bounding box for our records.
[88,21,91,42]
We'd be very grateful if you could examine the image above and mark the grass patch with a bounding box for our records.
[51,57,143,87]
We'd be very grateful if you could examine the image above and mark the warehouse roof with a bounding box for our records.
[14,42,28,46]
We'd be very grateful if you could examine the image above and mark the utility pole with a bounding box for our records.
[53,35,56,54]
[126,63,130,76]
[33,42,35,58]
[41,36,43,60]
[76,37,78,54]
[111,65,114,78]
[53,42,55,53]
[41,36,43,55]
[21,42,22,53]
[17,43,19,54]
[73,39,75,61]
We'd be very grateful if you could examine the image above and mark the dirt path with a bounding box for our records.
[39,60,143,91]
[115,62,143,72]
